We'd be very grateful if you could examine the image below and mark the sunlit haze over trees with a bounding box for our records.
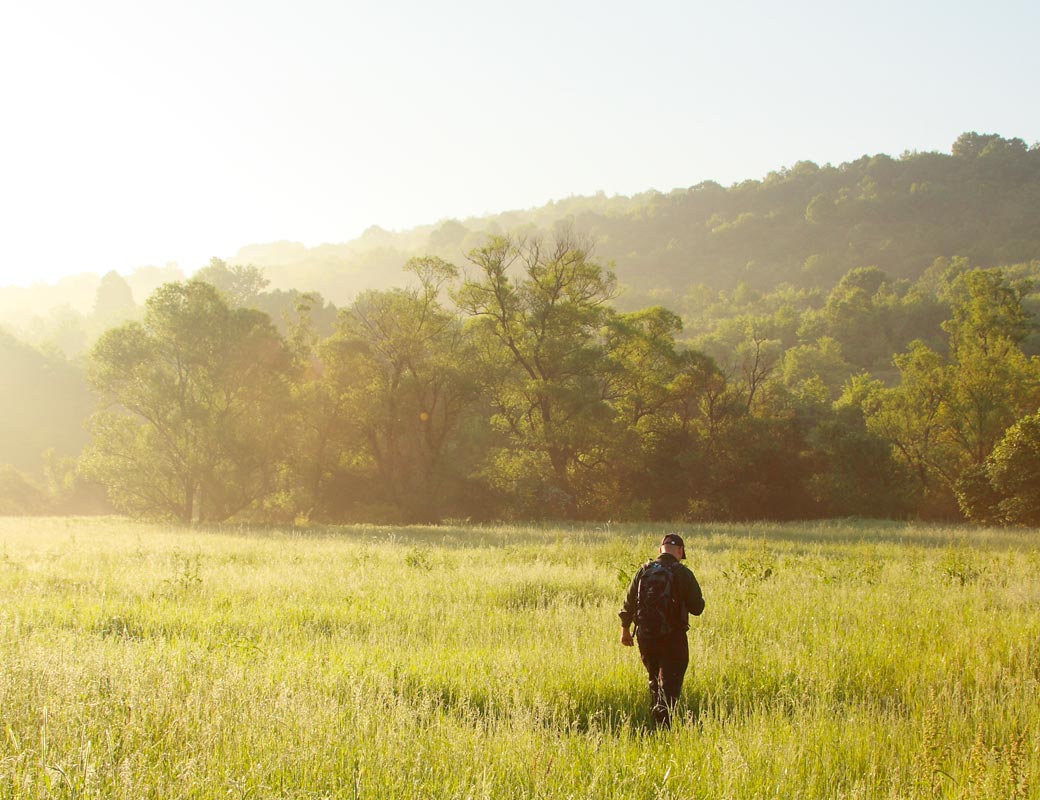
[2,132,1040,523]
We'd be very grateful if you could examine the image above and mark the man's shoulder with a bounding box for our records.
[672,562,697,581]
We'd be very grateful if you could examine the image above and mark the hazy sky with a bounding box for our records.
[1,0,1038,287]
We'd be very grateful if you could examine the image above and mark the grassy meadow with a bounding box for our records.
[0,516,1037,799]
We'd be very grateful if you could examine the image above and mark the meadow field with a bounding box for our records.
[0,516,1037,799]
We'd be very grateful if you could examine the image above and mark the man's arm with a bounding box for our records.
[683,568,705,616]
[618,567,642,645]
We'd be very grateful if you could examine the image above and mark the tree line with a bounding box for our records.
[601,132,1040,298]
[7,132,1039,361]
[4,131,1039,523]
[232,131,1040,307]
[65,233,1040,526]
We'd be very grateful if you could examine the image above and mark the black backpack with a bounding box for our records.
[635,560,678,639]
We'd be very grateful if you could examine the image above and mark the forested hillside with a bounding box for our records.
[6,132,1038,357]
[2,132,1039,524]
[595,131,1040,295]
[231,131,1040,304]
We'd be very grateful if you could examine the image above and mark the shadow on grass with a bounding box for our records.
[384,665,919,739]
[386,670,723,737]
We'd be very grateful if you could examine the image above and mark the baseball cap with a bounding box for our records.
[661,533,685,548]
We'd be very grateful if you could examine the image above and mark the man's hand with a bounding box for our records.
[620,628,634,647]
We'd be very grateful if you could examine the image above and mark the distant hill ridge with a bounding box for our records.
[233,131,1040,305]
[4,132,1039,318]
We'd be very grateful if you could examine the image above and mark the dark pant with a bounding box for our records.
[637,630,689,727]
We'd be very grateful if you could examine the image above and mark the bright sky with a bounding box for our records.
[1,0,1038,287]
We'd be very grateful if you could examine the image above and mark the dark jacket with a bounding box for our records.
[619,553,705,633]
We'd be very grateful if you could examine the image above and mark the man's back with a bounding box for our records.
[618,535,705,728]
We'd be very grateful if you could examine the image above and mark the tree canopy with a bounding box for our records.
[82,281,294,522]
[3,132,1040,525]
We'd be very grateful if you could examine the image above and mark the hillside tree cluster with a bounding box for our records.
[3,132,1040,524]
[5,132,1040,353]
[56,233,1040,525]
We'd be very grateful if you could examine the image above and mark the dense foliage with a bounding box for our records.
[81,281,295,523]
[3,132,1039,524]
[66,230,1040,524]
[229,132,1040,306]
[6,132,1039,356]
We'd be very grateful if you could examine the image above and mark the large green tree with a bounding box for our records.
[82,280,293,522]
[977,413,1040,525]
[453,232,617,517]
[599,306,728,519]
[319,257,477,521]
[863,269,1040,516]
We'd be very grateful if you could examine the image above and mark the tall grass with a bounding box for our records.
[0,516,1036,798]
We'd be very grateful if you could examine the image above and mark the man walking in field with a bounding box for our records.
[619,533,705,728]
